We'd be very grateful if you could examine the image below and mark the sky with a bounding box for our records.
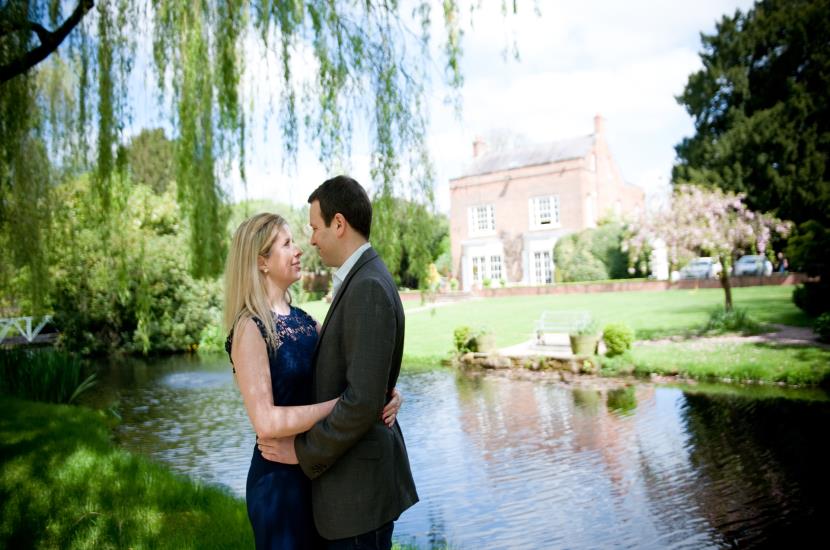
[129,0,757,214]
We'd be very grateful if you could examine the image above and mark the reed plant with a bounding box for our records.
[0,348,96,404]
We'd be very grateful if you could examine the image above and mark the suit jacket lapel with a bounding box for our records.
[313,247,378,358]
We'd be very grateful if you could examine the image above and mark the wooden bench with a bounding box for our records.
[534,310,591,346]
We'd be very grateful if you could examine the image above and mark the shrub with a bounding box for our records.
[49,177,222,355]
[553,222,637,282]
[815,313,830,343]
[793,283,830,317]
[702,307,762,335]
[452,326,491,353]
[0,348,96,404]
[603,323,635,356]
[449,278,459,291]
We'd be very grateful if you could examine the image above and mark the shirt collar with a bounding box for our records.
[332,242,371,298]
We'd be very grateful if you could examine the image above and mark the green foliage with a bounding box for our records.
[554,232,607,282]
[626,342,830,387]
[570,319,601,337]
[50,175,221,355]
[554,223,635,282]
[814,313,830,343]
[2,1,528,310]
[372,197,449,289]
[452,325,491,354]
[674,0,830,227]
[126,128,175,193]
[787,220,830,316]
[787,220,829,276]
[0,349,96,404]
[598,352,636,377]
[0,396,253,548]
[792,284,830,317]
[603,323,635,357]
[702,307,762,335]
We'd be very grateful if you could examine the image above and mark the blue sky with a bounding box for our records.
[127,0,756,213]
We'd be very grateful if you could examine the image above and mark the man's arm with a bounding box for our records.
[293,277,397,479]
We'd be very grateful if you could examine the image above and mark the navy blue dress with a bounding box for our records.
[226,307,323,550]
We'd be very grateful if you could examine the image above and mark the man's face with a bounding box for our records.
[309,200,339,267]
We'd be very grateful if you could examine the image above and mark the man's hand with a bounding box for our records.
[257,435,298,464]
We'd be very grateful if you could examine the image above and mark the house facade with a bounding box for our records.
[449,115,644,291]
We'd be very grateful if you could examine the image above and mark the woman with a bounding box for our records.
[224,213,401,549]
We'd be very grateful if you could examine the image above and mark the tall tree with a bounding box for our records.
[673,0,830,226]
[0,1,525,310]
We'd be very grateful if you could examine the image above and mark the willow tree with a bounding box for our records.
[1,0,524,312]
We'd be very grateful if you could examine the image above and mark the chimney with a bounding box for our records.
[472,136,487,158]
[594,114,605,136]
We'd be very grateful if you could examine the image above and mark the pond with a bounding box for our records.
[86,354,829,549]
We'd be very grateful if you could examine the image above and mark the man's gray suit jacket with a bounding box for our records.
[294,247,419,540]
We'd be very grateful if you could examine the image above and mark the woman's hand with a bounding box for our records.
[381,387,403,428]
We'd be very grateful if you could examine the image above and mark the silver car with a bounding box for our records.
[679,257,722,279]
[732,254,773,276]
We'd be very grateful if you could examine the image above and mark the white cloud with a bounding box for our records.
[125,0,757,215]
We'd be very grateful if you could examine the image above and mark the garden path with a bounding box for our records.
[636,324,829,350]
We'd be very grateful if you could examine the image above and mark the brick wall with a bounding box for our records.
[472,273,808,298]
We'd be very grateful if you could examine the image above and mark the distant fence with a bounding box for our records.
[472,272,809,298]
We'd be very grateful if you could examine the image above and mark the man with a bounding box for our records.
[259,175,418,549]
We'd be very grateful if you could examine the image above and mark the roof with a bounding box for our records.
[455,133,595,179]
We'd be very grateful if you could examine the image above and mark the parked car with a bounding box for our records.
[679,257,722,279]
[732,254,773,276]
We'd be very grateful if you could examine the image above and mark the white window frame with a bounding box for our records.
[532,250,553,284]
[490,255,503,282]
[529,195,560,230]
[468,204,496,236]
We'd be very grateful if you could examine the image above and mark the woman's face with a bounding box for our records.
[260,225,303,288]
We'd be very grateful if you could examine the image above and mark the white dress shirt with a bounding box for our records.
[331,242,371,298]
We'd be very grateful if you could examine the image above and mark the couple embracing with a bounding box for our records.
[224,176,419,549]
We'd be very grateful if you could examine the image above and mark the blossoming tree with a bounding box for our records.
[625,185,792,311]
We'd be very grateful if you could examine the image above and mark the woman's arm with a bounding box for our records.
[232,318,337,438]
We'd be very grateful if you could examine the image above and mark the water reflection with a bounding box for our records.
[87,358,829,549]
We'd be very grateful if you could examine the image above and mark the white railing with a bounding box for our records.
[0,316,54,343]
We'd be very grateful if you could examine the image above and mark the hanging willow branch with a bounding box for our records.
[0,0,527,312]
[0,0,95,84]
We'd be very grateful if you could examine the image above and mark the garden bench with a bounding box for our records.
[534,310,591,346]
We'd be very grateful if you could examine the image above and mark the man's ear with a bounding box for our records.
[333,213,347,237]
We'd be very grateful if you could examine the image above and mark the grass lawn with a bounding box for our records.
[0,395,436,549]
[301,284,810,361]
[0,396,253,549]
[608,342,830,387]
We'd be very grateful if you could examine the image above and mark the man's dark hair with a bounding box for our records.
[308,175,372,239]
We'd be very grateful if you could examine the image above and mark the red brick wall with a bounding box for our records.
[472,273,808,298]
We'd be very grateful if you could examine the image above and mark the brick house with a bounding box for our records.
[449,115,644,291]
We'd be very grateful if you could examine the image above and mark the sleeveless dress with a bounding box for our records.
[226,306,323,550]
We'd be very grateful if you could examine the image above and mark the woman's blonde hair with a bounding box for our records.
[224,212,289,349]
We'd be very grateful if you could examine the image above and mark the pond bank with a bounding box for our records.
[451,324,830,389]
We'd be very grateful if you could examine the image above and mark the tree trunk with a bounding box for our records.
[719,255,733,312]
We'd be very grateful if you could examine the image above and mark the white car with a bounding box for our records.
[732,255,773,276]
[679,257,722,279]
